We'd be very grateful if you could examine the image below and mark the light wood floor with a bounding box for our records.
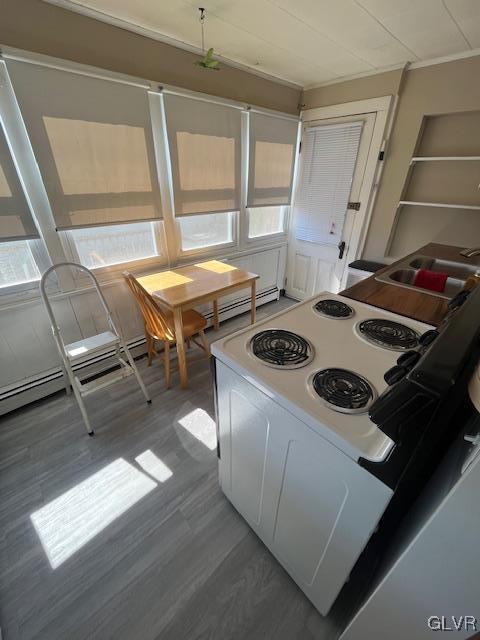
[0,298,343,640]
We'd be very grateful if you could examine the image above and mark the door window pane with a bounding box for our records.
[248,206,286,238]
[69,222,159,269]
[178,212,234,251]
[294,122,363,245]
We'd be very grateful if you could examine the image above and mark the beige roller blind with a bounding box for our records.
[163,94,241,216]
[6,60,162,230]
[247,112,298,208]
[0,120,38,242]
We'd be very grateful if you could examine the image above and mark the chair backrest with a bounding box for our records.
[123,272,174,341]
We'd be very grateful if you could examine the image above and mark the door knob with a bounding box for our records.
[338,241,346,259]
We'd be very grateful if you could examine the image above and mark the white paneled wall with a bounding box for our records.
[0,245,286,413]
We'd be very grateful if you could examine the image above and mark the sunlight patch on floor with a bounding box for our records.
[135,449,173,482]
[178,407,217,450]
[30,458,157,569]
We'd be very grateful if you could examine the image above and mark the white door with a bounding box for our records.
[286,113,376,299]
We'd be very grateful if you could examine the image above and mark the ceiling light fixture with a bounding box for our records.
[195,7,220,71]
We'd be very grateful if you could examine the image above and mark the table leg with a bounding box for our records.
[173,307,188,389]
[251,280,256,324]
[213,299,219,331]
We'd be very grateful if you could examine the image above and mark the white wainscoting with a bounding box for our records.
[0,245,287,414]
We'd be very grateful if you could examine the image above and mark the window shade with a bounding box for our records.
[293,121,363,246]
[6,60,162,230]
[0,119,38,242]
[247,112,298,208]
[163,94,241,216]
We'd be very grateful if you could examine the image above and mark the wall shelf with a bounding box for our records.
[398,200,480,211]
[411,156,480,163]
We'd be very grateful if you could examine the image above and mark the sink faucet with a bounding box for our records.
[460,247,480,258]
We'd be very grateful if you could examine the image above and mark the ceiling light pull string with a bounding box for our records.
[199,7,206,53]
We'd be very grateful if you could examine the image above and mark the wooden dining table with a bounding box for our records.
[136,260,259,388]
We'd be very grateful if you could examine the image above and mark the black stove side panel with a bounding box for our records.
[360,285,480,490]
[210,357,221,460]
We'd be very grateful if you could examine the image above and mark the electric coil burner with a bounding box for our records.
[249,329,314,369]
[314,299,354,319]
[311,368,377,414]
[357,319,419,351]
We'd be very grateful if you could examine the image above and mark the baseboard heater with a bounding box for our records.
[0,286,278,415]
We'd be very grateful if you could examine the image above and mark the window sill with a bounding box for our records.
[177,240,237,262]
[74,253,168,284]
[0,254,166,310]
[0,285,63,311]
[0,279,44,307]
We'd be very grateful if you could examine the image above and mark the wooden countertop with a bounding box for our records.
[341,243,480,326]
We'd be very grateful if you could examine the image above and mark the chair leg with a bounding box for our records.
[186,337,191,349]
[199,329,210,356]
[164,341,171,390]
[123,343,151,404]
[146,334,154,366]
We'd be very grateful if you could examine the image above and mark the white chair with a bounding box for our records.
[40,262,151,436]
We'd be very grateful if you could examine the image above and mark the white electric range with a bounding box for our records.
[211,292,432,615]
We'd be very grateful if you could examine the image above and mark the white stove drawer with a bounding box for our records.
[216,360,393,615]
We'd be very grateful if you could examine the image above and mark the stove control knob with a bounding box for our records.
[384,365,408,386]
[448,289,470,311]
[397,350,421,368]
[419,329,439,347]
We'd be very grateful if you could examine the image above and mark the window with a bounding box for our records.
[163,94,241,217]
[2,54,301,292]
[68,221,161,269]
[247,112,298,208]
[0,239,41,288]
[248,206,287,238]
[6,60,163,231]
[178,212,235,252]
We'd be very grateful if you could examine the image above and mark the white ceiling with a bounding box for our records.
[46,0,480,88]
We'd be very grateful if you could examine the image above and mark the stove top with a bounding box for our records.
[310,368,376,414]
[313,299,355,319]
[356,319,419,351]
[249,329,314,369]
[211,292,432,462]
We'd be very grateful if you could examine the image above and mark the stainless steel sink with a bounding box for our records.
[375,254,477,299]
[408,256,478,280]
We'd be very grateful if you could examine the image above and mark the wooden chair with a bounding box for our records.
[123,272,210,389]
